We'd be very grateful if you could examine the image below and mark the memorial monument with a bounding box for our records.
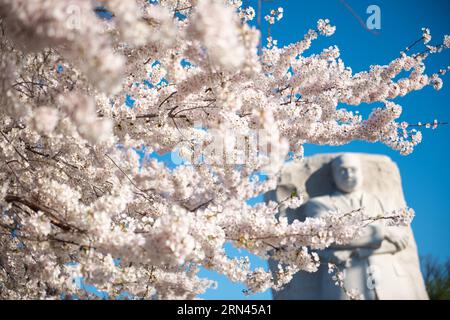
[266,153,428,300]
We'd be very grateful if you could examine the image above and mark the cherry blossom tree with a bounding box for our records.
[0,0,448,299]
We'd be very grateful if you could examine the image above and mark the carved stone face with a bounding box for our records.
[331,155,363,193]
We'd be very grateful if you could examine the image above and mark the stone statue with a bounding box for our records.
[266,153,428,300]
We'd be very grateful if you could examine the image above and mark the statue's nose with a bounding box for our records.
[346,172,355,180]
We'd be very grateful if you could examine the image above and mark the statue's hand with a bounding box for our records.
[330,250,353,265]
[384,229,409,251]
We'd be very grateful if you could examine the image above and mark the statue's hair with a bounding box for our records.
[331,154,361,174]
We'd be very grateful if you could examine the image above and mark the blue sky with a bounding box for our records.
[196,0,450,300]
